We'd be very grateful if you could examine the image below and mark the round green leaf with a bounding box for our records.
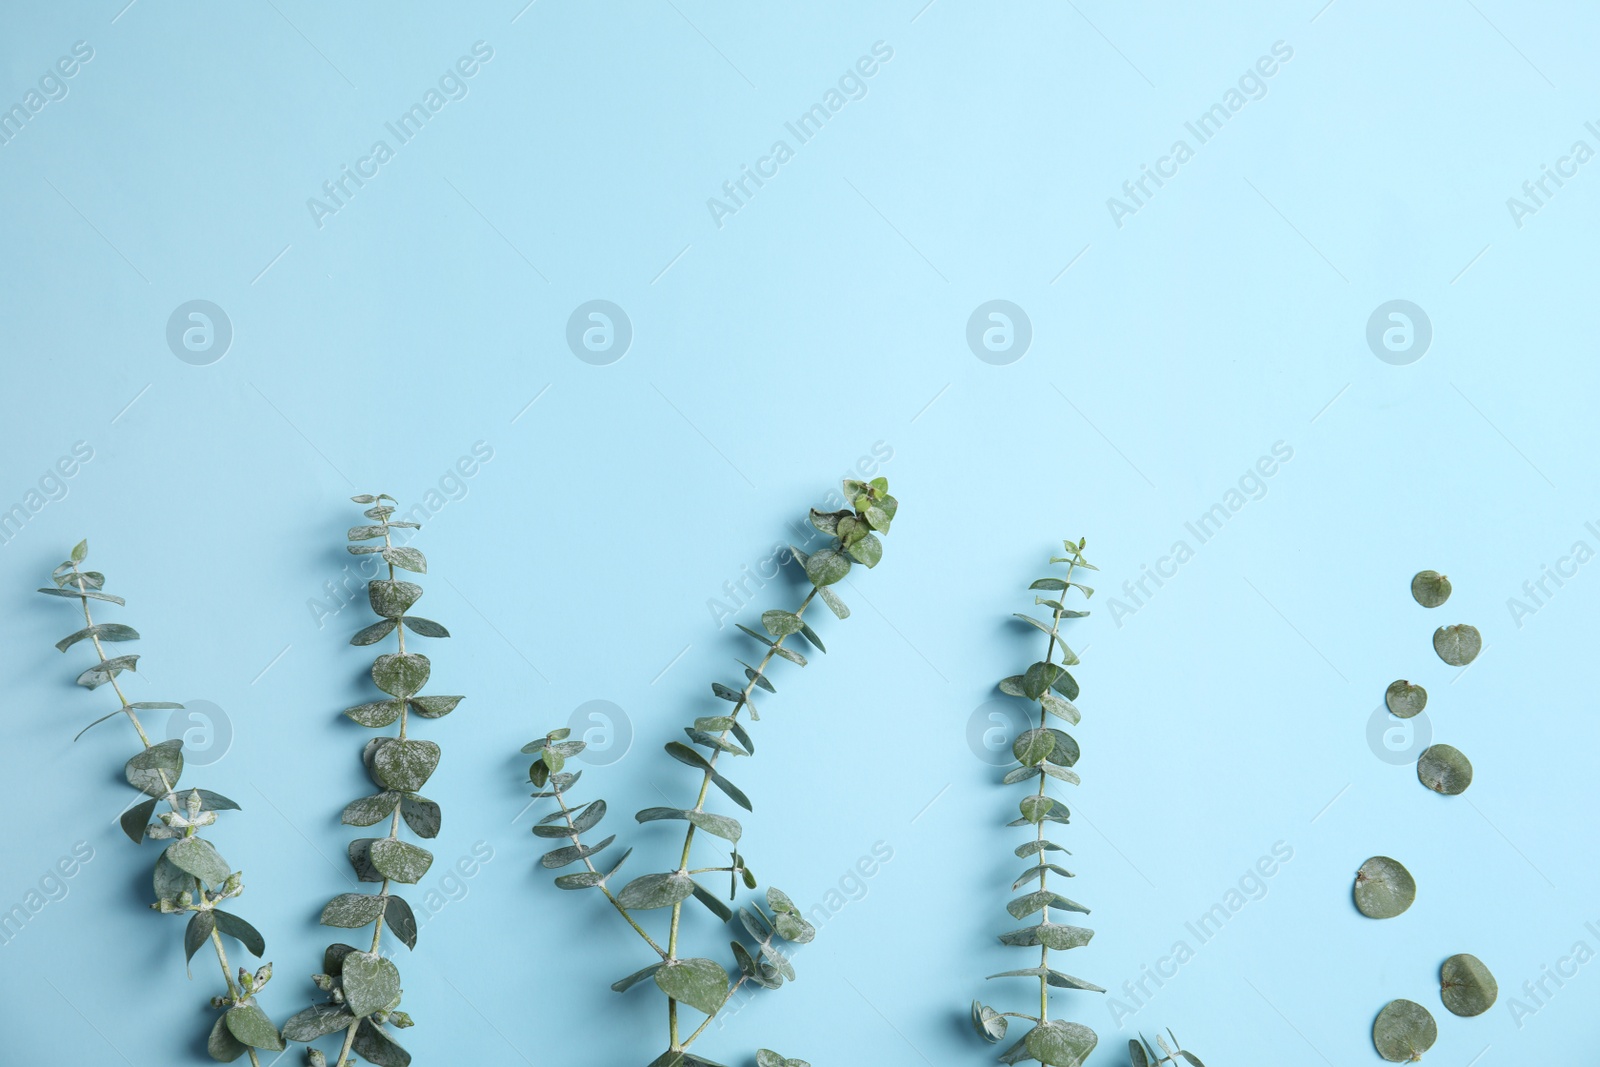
[165,836,232,887]
[369,580,423,619]
[653,957,730,1016]
[971,1001,1007,1043]
[1385,681,1427,719]
[341,950,401,1018]
[802,547,850,587]
[761,610,803,637]
[372,739,440,792]
[616,871,695,910]
[321,892,387,928]
[370,838,433,884]
[223,1002,284,1051]
[1432,624,1482,667]
[344,700,402,729]
[1013,728,1056,766]
[1417,744,1472,795]
[1440,953,1497,1017]
[208,1012,248,1061]
[1373,999,1436,1062]
[282,1003,356,1042]
[1024,1020,1099,1067]
[1354,856,1416,919]
[1411,570,1452,608]
[125,739,184,797]
[371,652,431,698]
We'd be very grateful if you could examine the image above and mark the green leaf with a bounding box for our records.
[617,871,695,910]
[762,610,804,637]
[804,548,850,587]
[1030,578,1068,591]
[541,835,615,870]
[768,887,815,943]
[986,966,1105,992]
[223,1003,284,1052]
[74,653,139,690]
[757,1051,812,1067]
[711,682,745,703]
[664,743,753,811]
[352,1019,411,1067]
[185,911,215,973]
[612,961,667,993]
[124,738,183,796]
[400,793,442,838]
[636,807,742,843]
[555,870,606,890]
[1051,670,1080,702]
[1013,728,1056,766]
[846,533,883,567]
[344,700,402,729]
[55,622,140,652]
[351,618,398,646]
[120,797,157,843]
[1385,680,1427,719]
[321,892,387,928]
[809,508,845,534]
[70,539,88,562]
[1373,999,1436,1062]
[1015,839,1069,858]
[386,895,418,950]
[1007,889,1089,919]
[998,676,1026,697]
[1417,744,1473,795]
[1021,662,1063,702]
[342,950,402,1018]
[1018,795,1066,824]
[213,910,266,957]
[153,855,190,905]
[349,524,388,541]
[972,1001,1008,1043]
[1023,1020,1099,1066]
[372,739,440,792]
[402,616,449,638]
[370,839,433,883]
[654,957,730,1016]
[684,729,750,757]
[1354,856,1416,919]
[165,836,231,886]
[1440,953,1497,1017]
[208,1012,248,1061]
[692,881,733,921]
[369,580,423,619]
[1411,570,1452,608]
[371,652,430,698]
[1432,624,1482,667]
[409,695,462,719]
[1040,692,1079,724]
[997,923,1092,950]
[817,584,850,619]
[282,1003,356,1042]
[382,546,427,574]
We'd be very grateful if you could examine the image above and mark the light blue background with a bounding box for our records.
[3,2,1597,1064]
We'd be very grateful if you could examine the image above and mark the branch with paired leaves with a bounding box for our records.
[43,540,283,1064]
[972,539,1103,1067]
[524,477,898,1067]
[282,495,463,1067]
[1128,1031,1206,1066]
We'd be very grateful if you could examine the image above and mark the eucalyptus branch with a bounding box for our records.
[43,540,283,1063]
[524,477,899,1067]
[1128,1030,1207,1066]
[972,539,1103,1067]
[282,495,463,1067]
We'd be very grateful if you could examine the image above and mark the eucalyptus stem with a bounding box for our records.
[524,477,899,1067]
[972,539,1102,1067]
[282,494,463,1067]
[44,541,282,1062]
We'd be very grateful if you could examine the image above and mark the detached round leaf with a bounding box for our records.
[1432,624,1482,666]
[1440,953,1497,1016]
[1385,681,1427,719]
[1354,856,1416,919]
[1417,744,1473,795]
[1411,570,1452,608]
[1373,999,1437,1062]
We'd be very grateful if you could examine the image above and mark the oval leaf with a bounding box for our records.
[1411,570,1452,608]
[1417,744,1472,795]
[341,950,402,1018]
[1440,953,1497,1017]
[1373,999,1437,1062]
[653,957,730,1016]
[1354,856,1416,919]
[372,739,440,792]
[371,652,431,698]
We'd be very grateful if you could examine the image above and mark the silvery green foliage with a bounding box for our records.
[524,478,898,1067]
[1127,1031,1207,1066]
[283,496,458,1067]
[972,540,1103,1067]
[43,541,283,1064]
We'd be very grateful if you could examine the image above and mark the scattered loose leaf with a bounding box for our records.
[1385,681,1427,719]
[1354,856,1416,919]
[1411,570,1452,608]
[1432,624,1481,667]
[1373,999,1436,1062]
[1440,953,1497,1017]
[1417,744,1472,795]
